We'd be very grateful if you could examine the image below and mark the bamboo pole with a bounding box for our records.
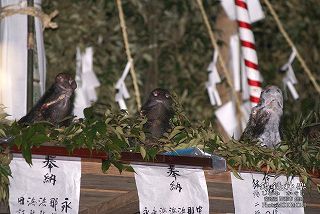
[116,0,142,110]
[27,0,35,111]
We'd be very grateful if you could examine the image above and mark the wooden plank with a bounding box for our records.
[104,199,139,214]
[207,182,234,199]
[94,190,139,214]
[79,191,121,211]
[205,171,231,183]
[81,174,137,192]
[80,190,123,213]
[209,198,234,213]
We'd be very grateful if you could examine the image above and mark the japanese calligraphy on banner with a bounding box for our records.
[132,164,209,214]
[231,172,305,214]
[9,155,81,214]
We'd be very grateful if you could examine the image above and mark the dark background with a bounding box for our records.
[42,0,320,123]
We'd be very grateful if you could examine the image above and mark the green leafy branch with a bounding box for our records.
[0,105,319,203]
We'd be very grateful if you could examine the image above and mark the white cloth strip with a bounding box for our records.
[286,80,299,100]
[206,83,216,106]
[116,60,132,89]
[230,34,241,91]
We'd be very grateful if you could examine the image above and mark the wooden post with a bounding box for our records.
[27,0,35,112]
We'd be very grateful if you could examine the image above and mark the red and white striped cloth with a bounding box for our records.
[235,0,263,106]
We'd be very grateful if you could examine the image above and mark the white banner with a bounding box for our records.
[231,172,305,214]
[281,49,299,100]
[132,164,209,214]
[115,61,132,110]
[74,47,101,118]
[206,51,222,106]
[215,101,248,139]
[9,155,81,214]
[0,0,47,120]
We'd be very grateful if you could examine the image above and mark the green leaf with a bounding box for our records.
[147,147,158,159]
[123,165,134,173]
[140,146,146,159]
[229,166,242,180]
[13,135,23,148]
[22,147,32,165]
[112,161,124,173]
[0,129,6,137]
[96,121,106,133]
[83,107,94,119]
[115,126,124,135]
[168,126,184,138]
[101,160,111,172]
[30,134,50,146]
[279,145,289,152]
[139,131,146,142]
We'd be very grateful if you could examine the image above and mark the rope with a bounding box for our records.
[41,94,66,110]
[116,0,142,110]
[196,0,244,129]
[0,5,58,30]
[263,0,320,94]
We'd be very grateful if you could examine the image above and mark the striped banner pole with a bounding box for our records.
[235,0,263,106]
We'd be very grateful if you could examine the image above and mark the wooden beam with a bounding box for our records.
[120,152,213,168]
[8,145,320,179]
[10,145,108,160]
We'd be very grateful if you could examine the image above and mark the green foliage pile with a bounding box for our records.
[0,102,319,202]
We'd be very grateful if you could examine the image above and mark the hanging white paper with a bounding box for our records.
[115,61,132,110]
[281,49,299,100]
[0,0,47,120]
[221,0,265,23]
[206,83,216,106]
[115,60,132,89]
[115,92,127,110]
[207,51,219,79]
[215,101,248,139]
[206,51,222,106]
[206,83,222,106]
[231,172,305,214]
[230,34,241,92]
[132,164,209,213]
[284,80,299,100]
[80,47,100,102]
[9,155,81,214]
[74,47,101,117]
